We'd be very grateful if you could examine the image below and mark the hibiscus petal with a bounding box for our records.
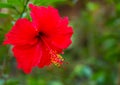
[38,42,51,68]
[12,43,42,74]
[51,17,73,49]
[4,18,37,46]
[29,4,60,34]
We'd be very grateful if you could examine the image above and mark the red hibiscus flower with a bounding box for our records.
[3,4,73,74]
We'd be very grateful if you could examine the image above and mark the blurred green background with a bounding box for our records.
[0,0,120,85]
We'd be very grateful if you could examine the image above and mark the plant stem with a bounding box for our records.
[19,0,29,18]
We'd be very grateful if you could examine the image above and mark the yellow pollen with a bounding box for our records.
[49,50,64,67]
[40,36,64,67]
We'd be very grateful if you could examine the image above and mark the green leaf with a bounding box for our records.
[34,0,65,6]
[0,13,9,18]
[102,38,116,51]
[7,0,24,6]
[7,0,24,13]
[0,79,5,85]
[74,65,92,78]
[0,3,14,8]
[49,81,63,85]
[6,78,19,85]
[92,71,105,84]
[86,2,99,11]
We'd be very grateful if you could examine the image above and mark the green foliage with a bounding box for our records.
[0,0,120,85]
[0,13,9,18]
[7,0,24,6]
[0,3,14,8]
[34,0,65,6]
[87,2,99,11]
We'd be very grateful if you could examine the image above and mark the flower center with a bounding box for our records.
[39,32,45,36]
[36,32,45,39]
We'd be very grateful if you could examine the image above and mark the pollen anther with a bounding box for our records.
[49,50,64,67]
